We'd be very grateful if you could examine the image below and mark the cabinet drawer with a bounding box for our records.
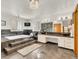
[38,35,47,43]
[58,43,64,47]
[70,38,74,49]
[58,37,64,47]
[64,41,71,49]
[64,41,71,45]
[64,38,71,42]
[65,40,71,43]
[64,45,71,49]
[64,38,74,49]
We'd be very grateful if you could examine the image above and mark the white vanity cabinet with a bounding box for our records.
[58,37,74,50]
[38,34,47,43]
[70,38,74,49]
[58,37,65,47]
[38,34,74,50]
[64,38,74,49]
[38,34,58,43]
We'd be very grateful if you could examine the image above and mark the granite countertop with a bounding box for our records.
[39,32,74,38]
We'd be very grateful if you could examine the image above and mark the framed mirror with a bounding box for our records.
[1,20,6,26]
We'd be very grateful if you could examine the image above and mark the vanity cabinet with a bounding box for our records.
[58,37,64,47]
[38,34,74,50]
[38,35,47,43]
[38,34,58,43]
[58,37,74,50]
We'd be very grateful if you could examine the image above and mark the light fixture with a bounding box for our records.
[29,0,39,9]
[58,17,63,20]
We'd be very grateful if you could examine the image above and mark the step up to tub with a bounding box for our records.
[9,39,33,47]
[3,40,36,54]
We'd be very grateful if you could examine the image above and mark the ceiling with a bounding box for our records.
[1,0,78,20]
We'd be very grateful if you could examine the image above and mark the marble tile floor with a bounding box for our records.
[1,43,77,59]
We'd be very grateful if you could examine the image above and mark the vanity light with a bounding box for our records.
[65,17,68,19]
[58,17,63,20]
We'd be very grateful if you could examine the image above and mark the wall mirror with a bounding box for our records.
[1,20,6,26]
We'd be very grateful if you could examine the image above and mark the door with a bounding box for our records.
[74,5,78,56]
[54,24,61,32]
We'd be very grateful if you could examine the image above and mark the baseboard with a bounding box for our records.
[58,46,74,51]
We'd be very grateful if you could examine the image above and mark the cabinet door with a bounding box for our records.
[70,38,74,49]
[74,5,78,56]
[58,37,64,47]
[64,38,74,49]
[38,35,46,43]
[54,24,61,32]
[64,38,71,49]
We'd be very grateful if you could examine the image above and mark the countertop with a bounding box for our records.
[39,32,74,38]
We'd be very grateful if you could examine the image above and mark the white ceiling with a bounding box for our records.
[1,0,78,20]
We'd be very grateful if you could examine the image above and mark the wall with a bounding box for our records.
[1,13,41,32]
[17,18,41,31]
[1,14,17,30]
[1,19,11,29]
[17,18,34,31]
[2,0,77,31]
